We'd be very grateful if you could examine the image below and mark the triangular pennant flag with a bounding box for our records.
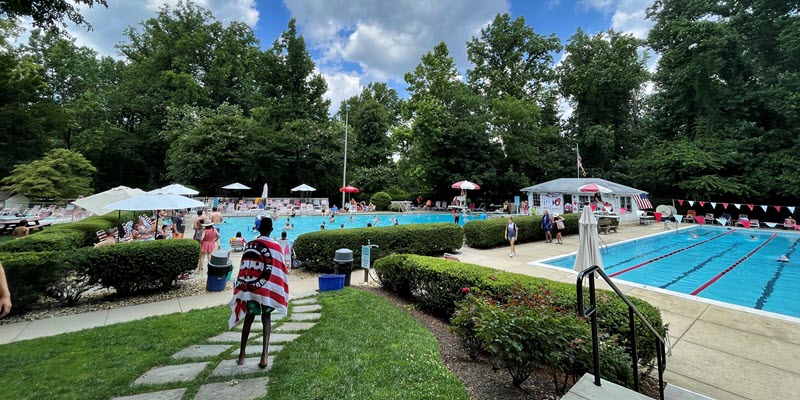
[722,203,728,209]
[699,201,706,207]
[711,202,717,208]
[747,204,754,211]
[689,201,695,206]
[734,203,741,209]
[761,205,768,212]
[789,207,795,214]
[774,205,781,212]
[678,199,684,206]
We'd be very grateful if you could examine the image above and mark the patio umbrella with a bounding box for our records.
[222,182,251,190]
[155,183,198,196]
[71,186,146,216]
[340,186,360,193]
[578,183,612,193]
[261,183,269,200]
[451,180,481,190]
[105,190,205,211]
[574,206,604,273]
[291,184,316,192]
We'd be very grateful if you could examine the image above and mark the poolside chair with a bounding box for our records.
[96,230,107,242]
[685,210,697,223]
[704,213,715,224]
[444,253,460,262]
[736,214,751,228]
[750,219,761,228]
[784,218,797,230]
[122,221,134,242]
[474,203,486,213]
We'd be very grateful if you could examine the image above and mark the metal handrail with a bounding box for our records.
[598,236,609,254]
[577,265,667,400]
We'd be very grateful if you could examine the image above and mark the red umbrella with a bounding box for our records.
[451,180,480,190]
[578,183,611,193]
[340,186,360,193]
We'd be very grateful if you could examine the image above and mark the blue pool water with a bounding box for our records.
[215,212,469,248]
[546,227,800,319]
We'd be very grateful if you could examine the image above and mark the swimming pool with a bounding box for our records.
[215,213,471,249]
[544,226,800,319]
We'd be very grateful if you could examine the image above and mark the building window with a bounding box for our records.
[578,195,591,207]
[530,193,541,207]
[620,196,632,212]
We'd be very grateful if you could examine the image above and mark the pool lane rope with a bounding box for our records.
[608,229,738,278]
[690,232,778,296]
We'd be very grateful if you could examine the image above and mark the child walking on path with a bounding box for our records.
[505,217,519,257]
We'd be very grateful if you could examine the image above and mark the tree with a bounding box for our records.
[1,148,96,199]
[0,0,107,35]
[558,28,649,180]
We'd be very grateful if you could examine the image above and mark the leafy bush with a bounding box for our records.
[463,213,580,249]
[384,187,409,201]
[0,213,129,253]
[294,223,464,272]
[46,250,95,306]
[373,254,663,367]
[370,191,392,211]
[0,251,69,313]
[81,240,200,295]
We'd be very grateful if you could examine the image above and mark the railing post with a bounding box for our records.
[589,271,601,387]
[658,341,665,400]
[629,306,640,392]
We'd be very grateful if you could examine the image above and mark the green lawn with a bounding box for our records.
[0,288,468,400]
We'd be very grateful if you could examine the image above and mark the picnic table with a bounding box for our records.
[0,216,53,234]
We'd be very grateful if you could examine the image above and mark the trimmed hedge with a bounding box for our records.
[0,251,68,313]
[370,191,392,211]
[294,223,464,272]
[0,213,130,252]
[80,240,200,295]
[374,254,664,367]
[463,213,581,249]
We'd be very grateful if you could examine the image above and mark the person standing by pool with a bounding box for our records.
[210,207,224,233]
[505,217,519,257]
[453,209,460,224]
[541,211,553,243]
[230,217,289,369]
[552,213,565,244]
[196,221,219,275]
[171,210,186,239]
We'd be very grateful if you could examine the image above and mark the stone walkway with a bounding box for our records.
[112,291,321,400]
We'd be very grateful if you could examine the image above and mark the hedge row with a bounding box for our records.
[294,223,464,272]
[0,240,200,312]
[0,213,132,252]
[463,213,581,249]
[373,254,664,367]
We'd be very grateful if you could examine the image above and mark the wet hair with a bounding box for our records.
[367,223,372,227]
[17,219,28,227]
[212,207,218,212]
[236,231,242,238]
[258,217,273,236]
[281,231,287,239]
[197,210,203,216]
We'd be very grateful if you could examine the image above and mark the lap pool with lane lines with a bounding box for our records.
[544,227,800,319]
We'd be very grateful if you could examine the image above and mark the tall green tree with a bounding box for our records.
[558,28,649,181]
[0,0,107,34]
[1,148,96,199]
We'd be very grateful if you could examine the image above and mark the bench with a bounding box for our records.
[598,219,618,234]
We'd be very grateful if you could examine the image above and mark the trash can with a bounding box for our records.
[319,274,345,291]
[333,248,354,287]
[207,250,232,292]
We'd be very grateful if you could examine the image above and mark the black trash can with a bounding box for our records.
[333,248,354,287]
[207,251,232,292]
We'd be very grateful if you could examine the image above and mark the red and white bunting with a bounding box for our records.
[722,203,728,209]
[761,205,768,212]
[678,199,684,206]
[711,202,717,208]
[789,207,796,214]
[699,201,706,207]
[747,204,755,211]
[688,200,695,206]
[774,205,781,212]
[734,203,741,209]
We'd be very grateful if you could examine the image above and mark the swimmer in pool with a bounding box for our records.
[779,255,789,262]
[689,232,699,239]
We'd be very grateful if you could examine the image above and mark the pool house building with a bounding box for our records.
[521,178,652,223]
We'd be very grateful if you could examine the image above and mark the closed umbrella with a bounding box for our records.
[261,183,269,199]
[574,206,604,273]
[72,186,146,216]
[155,183,198,196]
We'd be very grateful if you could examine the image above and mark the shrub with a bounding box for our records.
[0,213,129,253]
[294,223,464,272]
[46,249,95,306]
[373,254,663,367]
[370,191,392,211]
[81,240,200,295]
[0,251,69,313]
[463,213,580,249]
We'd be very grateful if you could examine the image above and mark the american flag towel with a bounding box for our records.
[228,236,289,329]
[632,193,653,210]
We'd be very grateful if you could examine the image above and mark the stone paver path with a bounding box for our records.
[289,312,321,321]
[172,345,231,359]
[123,293,321,399]
[194,377,268,400]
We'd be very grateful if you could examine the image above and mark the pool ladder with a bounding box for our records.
[598,236,609,254]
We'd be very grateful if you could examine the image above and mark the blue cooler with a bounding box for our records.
[319,274,345,291]
[207,251,232,292]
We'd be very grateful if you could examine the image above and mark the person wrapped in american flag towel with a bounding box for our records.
[229,217,289,368]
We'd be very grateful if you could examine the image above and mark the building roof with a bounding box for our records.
[520,178,647,195]
[0,191,9,202]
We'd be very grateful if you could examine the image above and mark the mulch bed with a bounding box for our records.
[361,286,563,400]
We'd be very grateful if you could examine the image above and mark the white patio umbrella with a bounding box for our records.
[290,184,316,192]
[105,190,205,211]
[574,205,604,273]
[71,186,146,216]
[222,182,251,190]
[155,183,198,196]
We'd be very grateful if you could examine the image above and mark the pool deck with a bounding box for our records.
[453,223,800,400]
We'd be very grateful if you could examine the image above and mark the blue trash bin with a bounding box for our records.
[319,274,345,291]
[207,251,232,292]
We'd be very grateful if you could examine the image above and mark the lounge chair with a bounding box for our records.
[750,219,761,228]
[736,214,751,228]
[704,213,715,224]
[785,218,797,230]
[686,210,697,223]
[444,253,460,261]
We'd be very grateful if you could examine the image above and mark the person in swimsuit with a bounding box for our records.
[505,217,519,257]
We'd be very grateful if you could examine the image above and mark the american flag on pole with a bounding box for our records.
[229,237,289,329]
[632,193,653,210]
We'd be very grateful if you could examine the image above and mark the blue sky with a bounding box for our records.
[33,0,655,113]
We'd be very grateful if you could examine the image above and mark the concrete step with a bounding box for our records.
[562,374,714,400]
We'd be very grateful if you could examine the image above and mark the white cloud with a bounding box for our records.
[580,0,615,12]
[320,70,363,114]
[284,0,509,84]
[21,0,259,57]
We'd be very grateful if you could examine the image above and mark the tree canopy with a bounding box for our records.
[1,148,95,199]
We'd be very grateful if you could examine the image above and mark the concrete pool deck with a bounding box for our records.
[453,223,800,400]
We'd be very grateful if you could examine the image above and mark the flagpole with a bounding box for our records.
[576,143,580,178]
